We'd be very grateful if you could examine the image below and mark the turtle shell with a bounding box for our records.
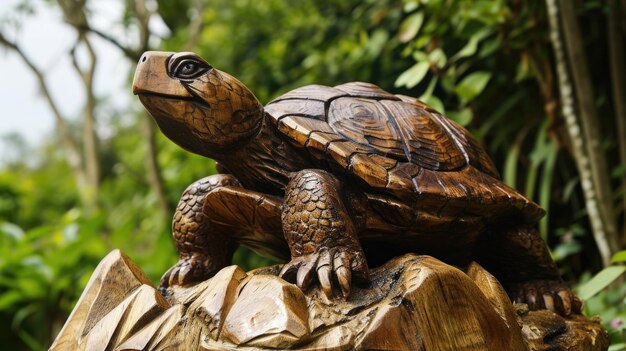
[265,82,544,222]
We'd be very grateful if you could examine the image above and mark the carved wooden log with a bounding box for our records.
[50,250,608,351]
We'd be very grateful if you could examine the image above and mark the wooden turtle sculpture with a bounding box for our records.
[132,51,580,316]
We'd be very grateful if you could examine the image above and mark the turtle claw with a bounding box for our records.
[336,266,351,298]
[510,279,582,316]
[159,255,212,289]
[296,258,317,290]
[318,265,333,297]
[279,247,369,298]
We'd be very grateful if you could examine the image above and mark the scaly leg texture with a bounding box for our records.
[476,225,581,316]
[280,169,369,298]
[160,174,240,288]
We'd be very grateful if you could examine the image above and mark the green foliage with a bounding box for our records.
[162,0,410,102]
[578,266,626,300]
[574,251,626,345]
[0,216,106,349]
[393,0,510,119]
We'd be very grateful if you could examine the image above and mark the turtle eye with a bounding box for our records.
[171,58,211,79]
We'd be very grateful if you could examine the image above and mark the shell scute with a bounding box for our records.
[267,83,543,221]
[266,98,325,121]
[306,132,340,152]
[334,82,401,101]
[378,99,466,170]
[328,97,405,159]
[269,84,346,103]
[367,154,398,170]
[327,141,372,169]
[431,111,500,178]
[348,154,389,189]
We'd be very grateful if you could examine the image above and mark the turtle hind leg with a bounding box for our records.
[279,169,369,298]
[475,225,581,316]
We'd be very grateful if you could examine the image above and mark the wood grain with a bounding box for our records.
[51,250,609,350]
[134,51,577,319]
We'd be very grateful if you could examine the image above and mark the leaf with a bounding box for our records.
[538,141,557,238]
[403,1,419,12]
[398,12,424,43]
[612,164,626,178]
[366,29,388,58]
[612,250,626,263]
[412,50,428,62]
[450,29,491,63]
[441,68,456,93]
[18,329,43,351]
[0,291,22,310]
[419,77,438,100]
[608,343,626,351]
[447,108,472,126]
[423,95,444,113]
[428,48,447,68]
[455,71,492,102]
[552,241,582,262]
[395,61,430,88]
[503,136,522,188]
[1,222,24,241]
[562,177,580,202]
[479,37,502,58]
[577,266,626,300]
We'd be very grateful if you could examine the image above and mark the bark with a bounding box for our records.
[184,0,207,51]
[134,0,150,52]
[607,0,626,243]
[79,25,140,61]
[142,116,171,218]
[58,0,101,210]
[559,0,620,255]
[71,35,100,208]
[545,0,619,266]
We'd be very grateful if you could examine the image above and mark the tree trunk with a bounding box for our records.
[0,33,94,208]
[545,0,619,266]
[71,35,101,210]
[607,0,626,243]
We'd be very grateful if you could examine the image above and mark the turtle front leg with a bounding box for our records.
[279,169,369,298]
[160,174,240,289]
[476,225,581,316]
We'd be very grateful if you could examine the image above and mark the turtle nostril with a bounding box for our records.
[141,55,147,63]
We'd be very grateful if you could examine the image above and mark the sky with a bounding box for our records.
[0,1,151,164]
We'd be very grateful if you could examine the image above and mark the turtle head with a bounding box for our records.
[132,51,264,157]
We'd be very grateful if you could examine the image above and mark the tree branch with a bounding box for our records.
[0,32,90,204]
[184,0,207,51]
[78,24,140,61]
[141,116,172,218]
[133,0,151,52]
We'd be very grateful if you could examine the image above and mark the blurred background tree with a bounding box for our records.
[0,0,624,349]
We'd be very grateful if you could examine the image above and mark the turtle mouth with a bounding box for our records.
[135,90,210,109]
